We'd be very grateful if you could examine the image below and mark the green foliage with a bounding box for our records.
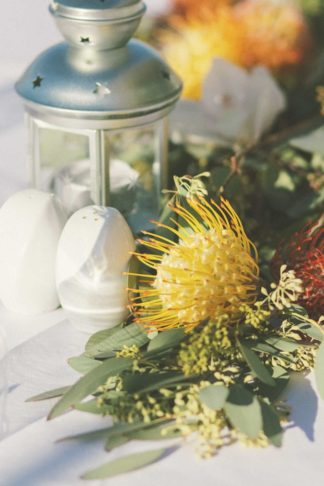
[237,339,276,386]
[27,386,70,403]
[68,355,100,374]
[224,385,263,439]
[32,166,323,479]
[85,323,149,359]
[82,448,169,480]
[199,384,229,410]
[48,358,133,420]
[260,401,283,447]
[147,329,186,354]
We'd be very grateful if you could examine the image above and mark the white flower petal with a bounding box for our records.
[202,58,249,119]
[246,66,286,143]
[170,100,230,145]
[170,59,286,147]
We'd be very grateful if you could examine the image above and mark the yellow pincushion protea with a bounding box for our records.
[129,197,259,332]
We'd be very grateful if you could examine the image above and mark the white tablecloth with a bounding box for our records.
[1,326,324,486]
[0,1,324,484]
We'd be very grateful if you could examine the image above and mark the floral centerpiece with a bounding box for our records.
[31,172,323,479]
[30,0,324,480]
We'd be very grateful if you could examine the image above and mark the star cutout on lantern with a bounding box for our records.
[32,76,43,88]
[93,82,111,96]
[80,37,90,44]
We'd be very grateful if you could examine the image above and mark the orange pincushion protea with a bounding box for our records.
[235,0,312,69]
[272,222,324,319]
[128,197,259,332]
[172,0,231,17]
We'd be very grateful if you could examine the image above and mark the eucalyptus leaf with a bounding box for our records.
[260,400,283,447]
[130,423,180,441]
[199,384,229,410]
[106,434,131,451]
[86,323,149,358]
[252,342,279,355]
[61,421,157,444]
[274,171,295,192]
[48,357,132,420]
[26,386,71,403]
[258,367,290,401]
[286,191,321,219]
[295,322,323,342]
[265,337,300,353]
[311,153,324,171]
[58,427,111,443]
[68,355,101,374]
[290,126,324,156]
[224,385,263,439]
[85,326,123,355]
[238,339,275,386]
[61,419,171,449]
[74,399,102,414]
[106,423,181,448]
[315,341,324,400]
[82,448,169,480]
[122,372,188,394]
[147,329,185,354]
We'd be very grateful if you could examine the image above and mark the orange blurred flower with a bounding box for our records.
[235,0,311,69]
[160,0,311,99]
[172,0,231,17]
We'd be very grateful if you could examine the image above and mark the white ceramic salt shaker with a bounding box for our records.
[0,190,67,314]
[56,206,135,333]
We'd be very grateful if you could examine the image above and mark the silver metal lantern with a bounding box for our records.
[15,0,182,232]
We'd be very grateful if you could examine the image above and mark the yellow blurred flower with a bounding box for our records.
[160,0,311,99]
[160,8,244,99]
[129,197,259,332]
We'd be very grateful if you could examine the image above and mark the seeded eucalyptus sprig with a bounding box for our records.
[29,286,323,479]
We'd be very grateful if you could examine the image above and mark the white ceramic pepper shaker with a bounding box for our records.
[56,206,135,333]
[0,190,67,315]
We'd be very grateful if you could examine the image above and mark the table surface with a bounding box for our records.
[0,1,324,485]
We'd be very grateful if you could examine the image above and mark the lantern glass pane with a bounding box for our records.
[37,127,91,215]
[39,128,89,175]
[108,125,160,233]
